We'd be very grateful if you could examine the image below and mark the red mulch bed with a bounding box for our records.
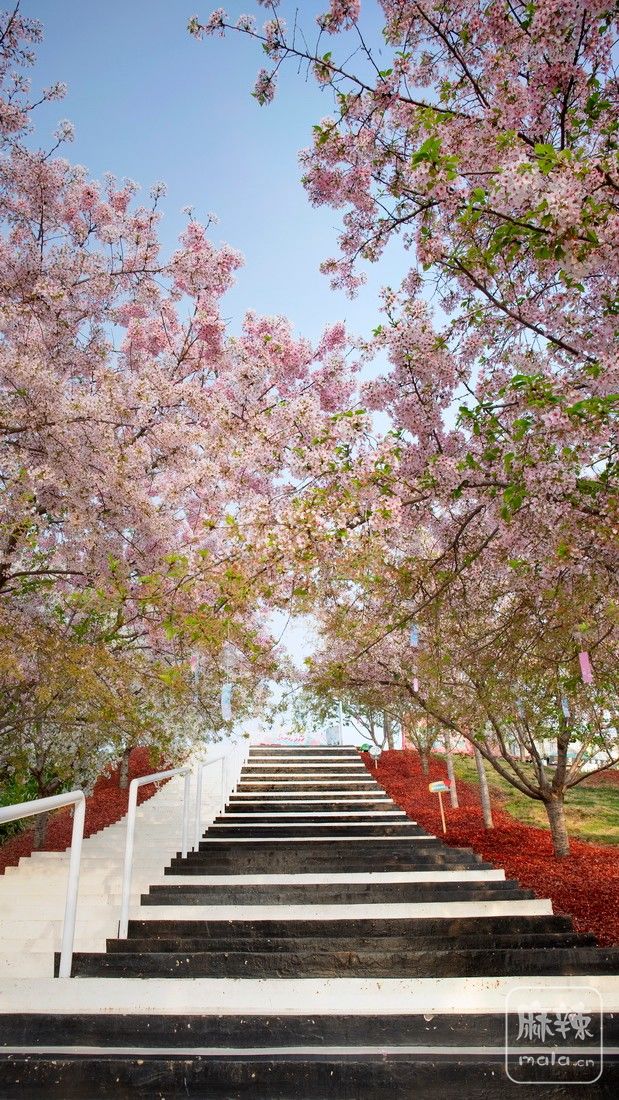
[364,750,619,948]
[0,748,167,875]
[581,768,619,789]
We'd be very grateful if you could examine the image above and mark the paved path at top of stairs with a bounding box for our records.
[0,745,617,1098]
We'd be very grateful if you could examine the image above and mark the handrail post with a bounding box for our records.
[181,770,191,858]
[118,779,139,941]
[193,766,204,851]
[193,748,239,849]
[0,789,86,979]
[118,765,191,940]
[58,793,86,978]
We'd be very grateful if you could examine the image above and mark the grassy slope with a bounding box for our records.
[451,755,619,847]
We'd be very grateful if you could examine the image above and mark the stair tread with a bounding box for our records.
[3,748,616,1099]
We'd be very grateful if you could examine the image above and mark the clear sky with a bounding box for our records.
[24,0,407,344]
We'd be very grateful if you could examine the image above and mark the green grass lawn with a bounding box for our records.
[451,755,619,847]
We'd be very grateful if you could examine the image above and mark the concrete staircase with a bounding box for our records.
[0,746,617,1096]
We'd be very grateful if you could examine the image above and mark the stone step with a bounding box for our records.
[239,770,371,778]
[121,900,555,921]
[214,811,409,821]
[61,945,619,979]
[249,749,360,755]
[196,836,441,848]
[226,799,399,811]
[1,1009,614,1048]
[2,973,612,1013]
[236,780,381,787]
[243,764,370,771]
[167,855,488,875]
[1,1051,616,1098]
[233,792,387,800]
[6,1048,619,1099]
[157,870,507,885]
[141,882,535,906]
[203,823,427,837]
[130,914,572,938]
[111,933,596,954]
[3,745,615,1100]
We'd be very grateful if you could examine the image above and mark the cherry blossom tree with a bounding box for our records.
[192,1,617,564]
[192,2,618,861]
[0,5,360,808]
[301,515,618,856]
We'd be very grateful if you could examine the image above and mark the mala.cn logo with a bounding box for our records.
[505,986,603,1085]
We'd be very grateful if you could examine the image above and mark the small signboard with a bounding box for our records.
[428,780,450,832]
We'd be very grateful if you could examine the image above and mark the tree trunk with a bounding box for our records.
[444,729,459,809]
[383,711,395,751]
[119,747,132,789]
[419,748,430,775]
[544,794,570,858]
[474,747,493,829]
[33,810,49,849]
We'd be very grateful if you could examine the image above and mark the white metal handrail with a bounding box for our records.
[193,742,247,850]
[193,754,226,851]
[118,766,191,939]
[0,789,85,978]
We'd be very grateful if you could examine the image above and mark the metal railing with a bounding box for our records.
[193,742,247,850]
[0,790,86,978]
[1,741,251,968]
[118,766,191,939]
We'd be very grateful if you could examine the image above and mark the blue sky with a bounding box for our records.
[25,0,406,345]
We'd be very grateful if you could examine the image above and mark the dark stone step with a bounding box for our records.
[166,857,492,874]
[166,854,488,874]
[203,823,428,838]
[129,914,575,938]
[1,1010,614,1049]
[196,837,441,851]
[172,841,484,862]
[61,945,619,979]
[110,932,596,954]
[249,748,359,754]
[142,882,535,905]
[1,1054,616,1099]
[239,777,371,784]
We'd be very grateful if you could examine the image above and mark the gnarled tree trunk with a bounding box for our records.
[119,747,132,790]
[33,810,49,849]
[474,747,493,829]
[444,729,459,809]
[544,794,570,858]
[383,711,395,751]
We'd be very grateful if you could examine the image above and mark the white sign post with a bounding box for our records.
[368,745,381,769]
[428,779,450,833]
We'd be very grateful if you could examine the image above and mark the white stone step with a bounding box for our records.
[220,810,407,818]
[205,821,418,830]
[129,899,553,921]
[238,780,379,785]
[0,760,235,972]
[0,870,509,926]
[195,834,435,843]
[136,869,508,886]
[244,763,367,769]
[1,975,614,1015]
[229,796,395,805]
